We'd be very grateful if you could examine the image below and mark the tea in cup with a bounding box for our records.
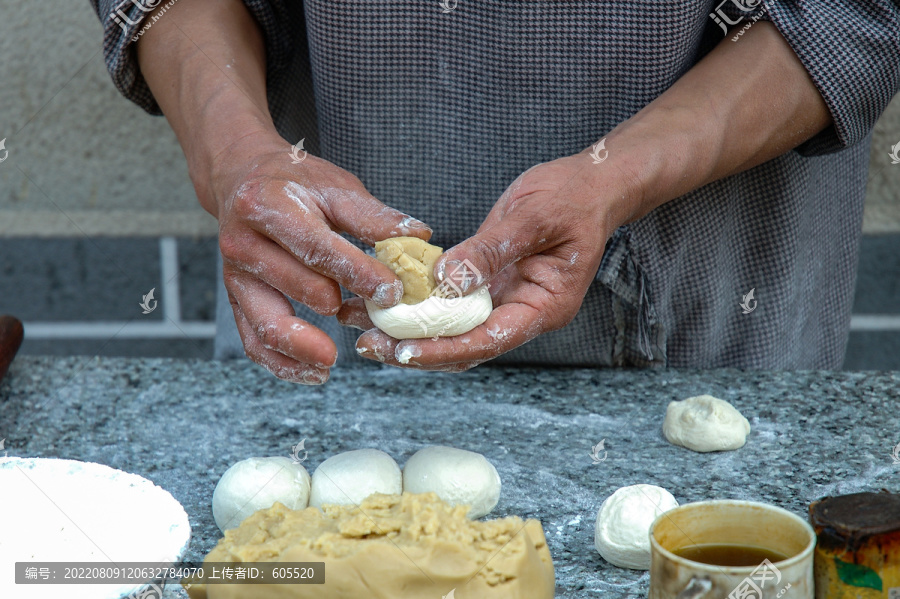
[649,500,816,599]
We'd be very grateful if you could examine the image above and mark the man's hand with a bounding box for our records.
[341,152,622,370]
[343,21,831,370]
[136,0,431,383]
[213,132,431,383]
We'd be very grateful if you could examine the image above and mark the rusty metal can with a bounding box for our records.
[809,491,900,599]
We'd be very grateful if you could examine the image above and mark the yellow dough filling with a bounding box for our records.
[185,492,555,599]
[375,237,443,304]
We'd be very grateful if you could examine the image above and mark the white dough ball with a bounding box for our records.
[365,285,493,340]
[402,445,501,519]
[594,484,679,570]
[212,456,311,533]
[662,394,751,452]
[309,449,402,508]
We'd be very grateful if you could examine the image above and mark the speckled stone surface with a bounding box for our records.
[1,357,899,598]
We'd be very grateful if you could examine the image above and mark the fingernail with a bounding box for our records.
[439,259,474,293]
[373,281,403,307]
[396,343,421,365]
[297,370,328,385]
[357,345,385,362]
[336,311,364,330]
[438,259,463,284]
[398,215,430,231]
[460,270,473,293]
[316,350,338,369]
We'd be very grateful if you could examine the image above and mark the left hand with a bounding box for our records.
[338,149,634,370]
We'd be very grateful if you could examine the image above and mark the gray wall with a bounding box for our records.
[0,0,210,237]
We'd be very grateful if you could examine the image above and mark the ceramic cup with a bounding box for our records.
[649,500,816,599]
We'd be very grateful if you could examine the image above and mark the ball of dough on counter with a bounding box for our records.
[309,449,401,508]
[594,484,679,570]
[402,445,501,519]
[662,394,751,452]
[212,456,310,533]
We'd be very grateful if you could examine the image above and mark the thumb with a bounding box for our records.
[435,215,544,295]
[321,187,432,245]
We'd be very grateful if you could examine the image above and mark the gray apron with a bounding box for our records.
[90,0,897,368]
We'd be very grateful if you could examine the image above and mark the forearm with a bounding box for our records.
[601,22,831,226]
[136,0,275,217]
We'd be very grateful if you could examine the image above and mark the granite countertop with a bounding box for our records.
[1,357,898,598]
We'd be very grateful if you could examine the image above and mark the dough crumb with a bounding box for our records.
[396,345,419,364]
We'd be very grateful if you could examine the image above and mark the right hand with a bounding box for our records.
[206,131,432,384]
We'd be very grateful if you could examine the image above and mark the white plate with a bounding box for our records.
[0,457,191,599]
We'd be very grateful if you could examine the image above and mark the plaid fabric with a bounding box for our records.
[90,0,900,368]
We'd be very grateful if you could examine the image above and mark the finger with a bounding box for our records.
[318,185,433,245]
[241,185,405,307]
[232,304,330,384]
[226,269,339,369]
[222,230,343,316]
[354,329,482,371]
[336,297,375,330]
[433,206,556,296]
[390,303,546,367]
